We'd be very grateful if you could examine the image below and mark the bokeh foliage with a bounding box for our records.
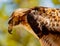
[52,0,60,5]
[13,0,39,8]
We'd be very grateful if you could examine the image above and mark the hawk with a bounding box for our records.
[8,6,60,46]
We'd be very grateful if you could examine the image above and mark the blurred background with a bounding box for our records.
[0,0,60,46]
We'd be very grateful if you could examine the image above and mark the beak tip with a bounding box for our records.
[8,29,12,34]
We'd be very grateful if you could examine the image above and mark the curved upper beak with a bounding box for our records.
[8,24,13,34]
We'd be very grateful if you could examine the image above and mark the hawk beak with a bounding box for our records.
[8,24,13,34]
[8,28,12,34]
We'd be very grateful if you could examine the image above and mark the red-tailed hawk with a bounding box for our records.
[8,7,60,46]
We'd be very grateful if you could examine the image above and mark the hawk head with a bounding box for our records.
[8,7,41,39]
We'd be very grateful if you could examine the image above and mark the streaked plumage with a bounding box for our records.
[8,7,60,46]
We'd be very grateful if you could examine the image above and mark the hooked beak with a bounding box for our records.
[8,16,26,34]
[8,23,13,34]
[8,28,12,34]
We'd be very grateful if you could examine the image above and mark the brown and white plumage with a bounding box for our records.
[8,7,60,46]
